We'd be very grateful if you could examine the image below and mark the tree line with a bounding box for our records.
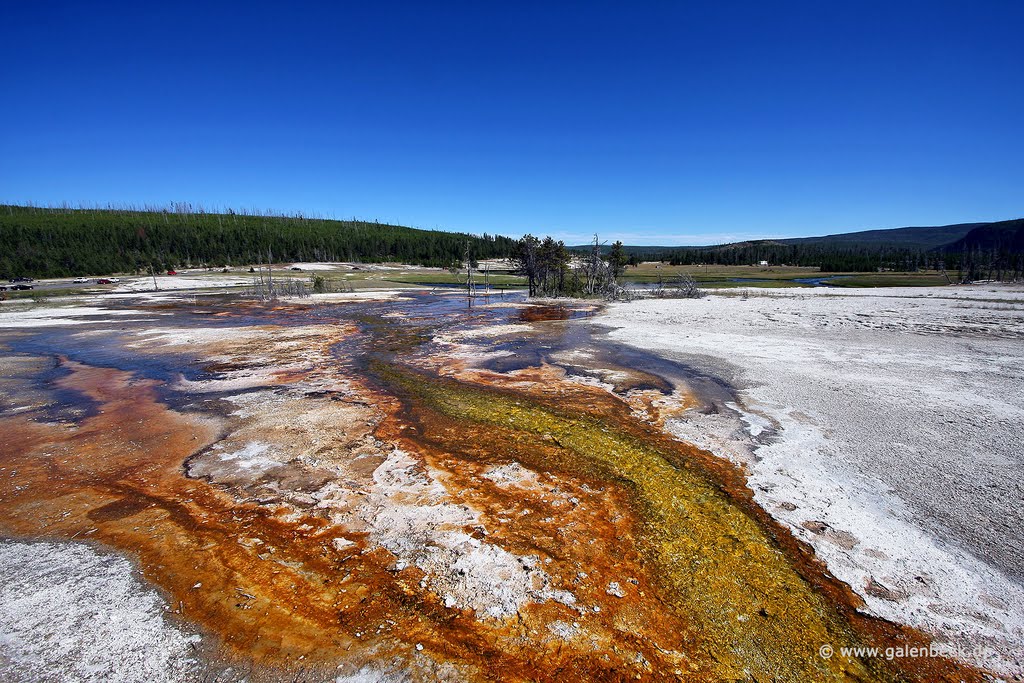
[0,204,516,278]
[622,241,1023,281]
[641,242,945,271]
[4,203,1019,284]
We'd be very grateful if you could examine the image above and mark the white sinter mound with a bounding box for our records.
[0,540,201,683]
[598,285,1024,678]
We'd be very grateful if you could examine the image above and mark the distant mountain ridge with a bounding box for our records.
[572,218,1024,273]
[945,220,1024,253]
[575,219,1022,253]
[776,222,986,250]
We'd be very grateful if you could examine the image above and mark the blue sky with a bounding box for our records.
[2,1,1021,245]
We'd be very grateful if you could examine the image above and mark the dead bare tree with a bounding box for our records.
[670,272,705,298]
[464,241,475,300]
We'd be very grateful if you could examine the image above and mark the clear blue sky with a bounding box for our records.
[2,1,1021,245]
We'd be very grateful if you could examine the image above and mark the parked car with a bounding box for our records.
[97,278,113,284]
[291,266,303,271]
[11,284,34,290]
[73,277,90,284]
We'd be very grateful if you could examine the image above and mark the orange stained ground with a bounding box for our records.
[0,317,990,683]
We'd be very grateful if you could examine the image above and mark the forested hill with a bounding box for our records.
[775,222,983,249]
[578,218,1023,272]
[579,220,1013,254]
[945,220,1024,253]
[0,205,516,278]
